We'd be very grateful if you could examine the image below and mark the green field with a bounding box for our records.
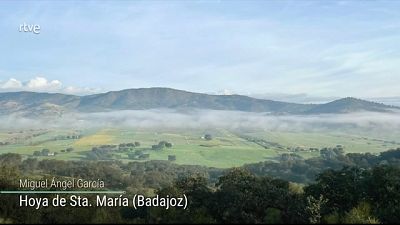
[0,127,399,168]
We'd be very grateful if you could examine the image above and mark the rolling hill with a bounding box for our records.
[0,88,398,116]
[304,97,396,114]
[77,88,313,113]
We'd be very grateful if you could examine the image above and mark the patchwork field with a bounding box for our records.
[0,127,399,168]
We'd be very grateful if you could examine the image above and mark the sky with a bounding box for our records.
[0,0,400,104]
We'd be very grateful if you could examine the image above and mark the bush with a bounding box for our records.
[343,202,380,224]
[204,134,212,140]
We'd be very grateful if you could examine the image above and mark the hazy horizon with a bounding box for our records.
[1,1,400,103]
[1,85,400,106]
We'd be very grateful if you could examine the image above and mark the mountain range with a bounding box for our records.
[0,87,398,116]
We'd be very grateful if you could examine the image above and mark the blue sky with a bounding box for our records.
[0,0,400,103]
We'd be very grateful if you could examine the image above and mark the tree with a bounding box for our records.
[304,167,366,214]
[165,142,173,148]
[21,158,38,172]
[153,176,215,224]
[380,148,400,160]
[151,144,163,150]
[41,149,50,156]
[306,195,328,224]
[343,202,379,224]
[213,168,293,224]
[365,165,400,223]
[264,208,283,224]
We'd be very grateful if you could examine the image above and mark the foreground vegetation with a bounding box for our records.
[1,148,400,224]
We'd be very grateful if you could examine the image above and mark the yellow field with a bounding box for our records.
[73,129,115,147]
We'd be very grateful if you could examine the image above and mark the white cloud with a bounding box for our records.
[0,76,100,95]
[221,89,234,95]
[64,86,101,95]
[26,77,62,90]
[209,89,235,95]
[1,78,22,89]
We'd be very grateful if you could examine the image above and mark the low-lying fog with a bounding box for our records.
[1,109,400,134]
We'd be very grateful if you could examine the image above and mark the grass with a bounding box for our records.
[247,130,400,154]
[0,127,399,168]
